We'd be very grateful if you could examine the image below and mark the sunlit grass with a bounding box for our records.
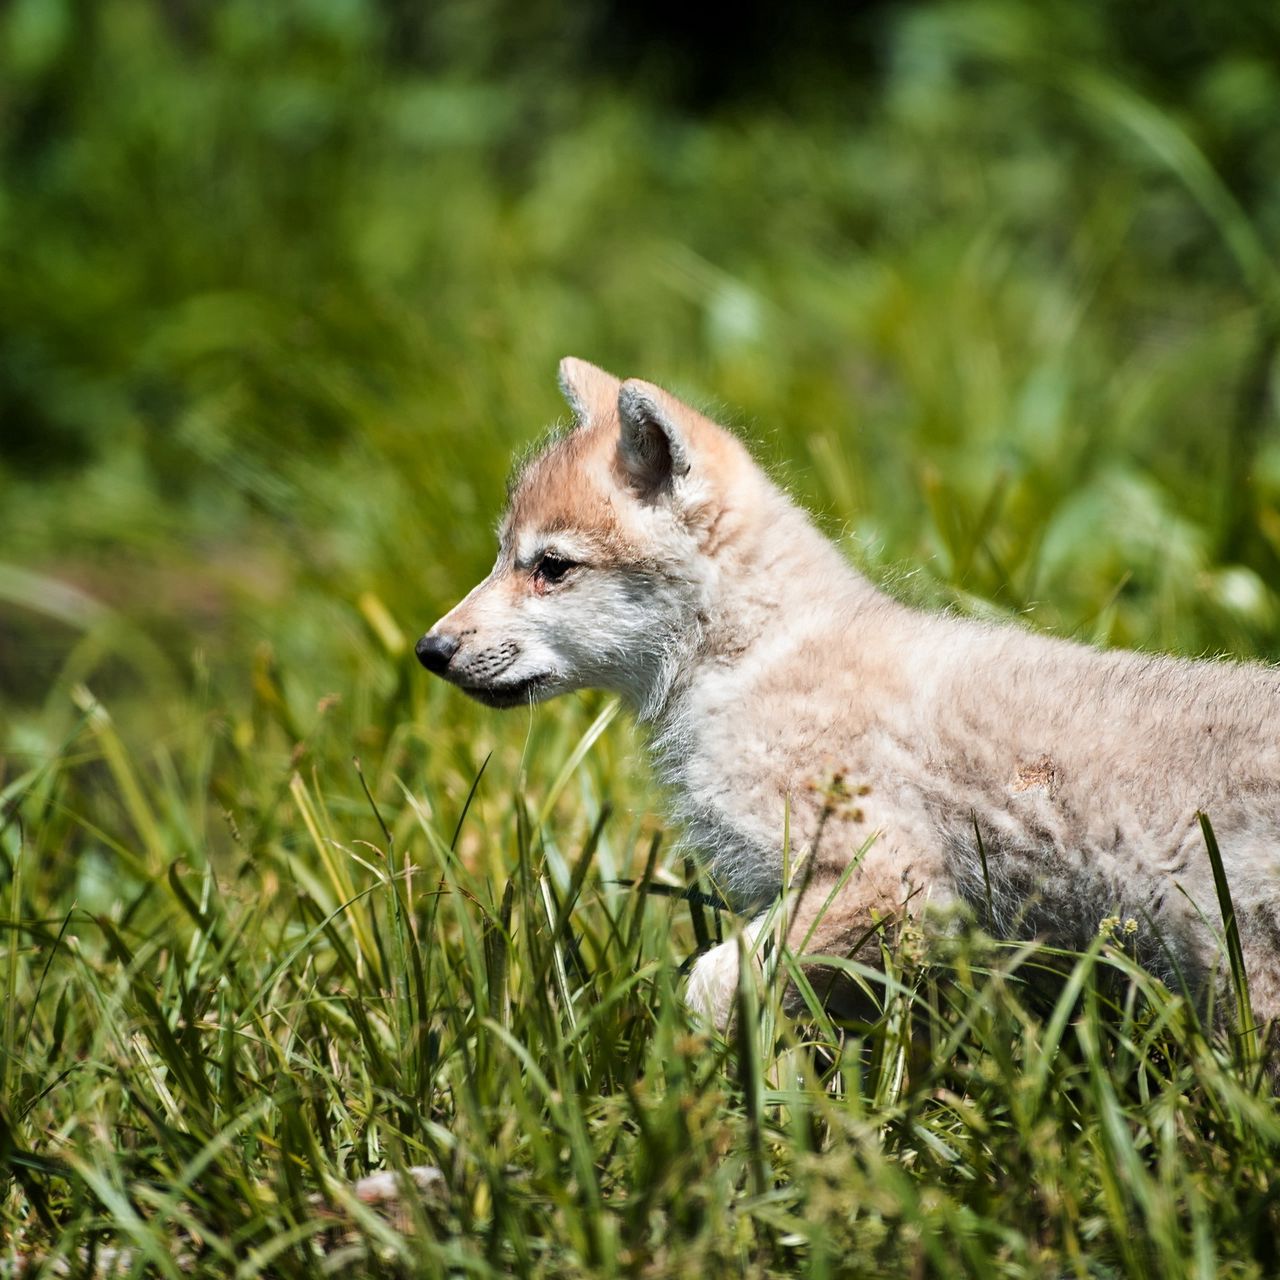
[3,670,1280,1276]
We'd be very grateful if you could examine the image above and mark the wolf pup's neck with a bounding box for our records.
[643,468,894,907]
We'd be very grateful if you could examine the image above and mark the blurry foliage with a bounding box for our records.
[1,0,1279,734]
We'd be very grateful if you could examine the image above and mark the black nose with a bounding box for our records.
[415,632,459,674]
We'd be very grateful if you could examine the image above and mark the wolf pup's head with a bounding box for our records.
[416,358,761,719]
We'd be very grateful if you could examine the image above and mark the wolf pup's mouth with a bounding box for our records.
[456,674,551,709]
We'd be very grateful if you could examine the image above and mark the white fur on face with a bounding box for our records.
[521,562,693,716]
[429,512,708,718]
[458,549,700,718]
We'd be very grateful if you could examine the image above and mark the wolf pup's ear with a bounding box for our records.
[557,357,622,427]
[617,379,693,494]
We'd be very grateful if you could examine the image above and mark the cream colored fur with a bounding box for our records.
[419,357,1280,1033]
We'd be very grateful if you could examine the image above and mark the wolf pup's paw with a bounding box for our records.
[686,915,771,1031]
[685,938,741,1031]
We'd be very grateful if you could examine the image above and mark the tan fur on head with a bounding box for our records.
[418,359,1280,1038]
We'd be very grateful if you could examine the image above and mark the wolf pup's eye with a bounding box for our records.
[533,553,577,587]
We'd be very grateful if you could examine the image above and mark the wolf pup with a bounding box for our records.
[417,358,1280,1032]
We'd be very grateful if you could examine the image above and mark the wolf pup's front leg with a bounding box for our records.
[686,848,949,1031]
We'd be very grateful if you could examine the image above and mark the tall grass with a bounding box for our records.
[4,693,1279,1275]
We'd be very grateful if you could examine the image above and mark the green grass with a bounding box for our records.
[4,699,1280,1276]
[4,0,1280,1274]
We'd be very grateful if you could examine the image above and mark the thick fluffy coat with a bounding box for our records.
[417,358,1280,1030]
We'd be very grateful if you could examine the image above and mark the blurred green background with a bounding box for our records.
[3,0,1280,768]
